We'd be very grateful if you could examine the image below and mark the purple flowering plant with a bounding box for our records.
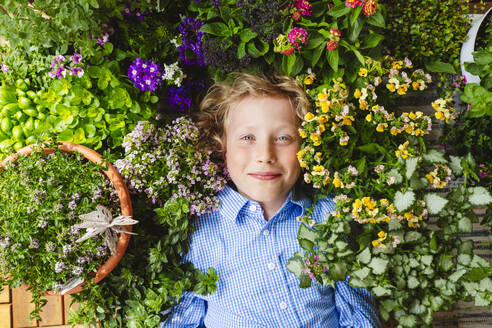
[0,142,121,320]
[115,117,228,216]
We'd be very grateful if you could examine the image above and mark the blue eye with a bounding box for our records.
[277,136,290,142]
[242,135,254,141]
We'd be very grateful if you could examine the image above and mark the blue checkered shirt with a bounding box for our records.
[160,185,381,328]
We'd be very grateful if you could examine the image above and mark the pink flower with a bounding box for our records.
[345,0,363,8]
[287,27,308,50]
[294,0,312,16]
[326,40,338,51]
[292,11,302,22]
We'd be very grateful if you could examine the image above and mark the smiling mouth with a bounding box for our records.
[248,173,281,181]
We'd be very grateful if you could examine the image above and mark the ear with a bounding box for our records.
[222,150,227,162]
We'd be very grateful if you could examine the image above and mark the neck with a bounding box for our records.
[259,192,289,220]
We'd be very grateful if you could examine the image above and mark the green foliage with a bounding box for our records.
[68,197,219,327]
[189,0,385,81]
[0,45,155,158]
[0,142,119,320]
[381,0,470,71]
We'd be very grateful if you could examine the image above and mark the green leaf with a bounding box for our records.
[473,49,492,66]
[398,315,417,327]
[326,48,339,72]
[388,168,403,184]
[353,267,370,280]
[282,54,297,76]
[287,254,305,277]
[51,79,69,96]
[449,155,463,175]
[237,42,246,59]
[328,4,351,18]
[425,60,457,74]
[356,247,371,264]
[407,276,419,289]
[361,33,384,49]
[357,143,379,154]
[458,216,473,233]
[348,18,363,42]
[394,190,416,212]
[200,22,230,37]
[366,10,385,28]
[405,157,419,180]
[422,149,447,164]
[430,296,444,311]
[372,285,391,296]
[239,28,257,43]
[468,187,492,205]
[404,231,422,243]
[368,257,388,275]
[329,262,347,281]
[349,6,362,26]
[449,268,467,282]
[423,193,448,215]
[57,129,73,142]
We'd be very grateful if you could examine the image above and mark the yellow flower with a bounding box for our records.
[318,91,328,102]
[313,165,324,174]
[397,84,408,95]
[425,174,434,183]
[320,101,330,113]
[310,133,320,142]
[386,83,396,92]
[339,139,349,146]
[380,216,390,223]
[343,116,354,126]
[409,112,417,120]
[376,123,387,132]
[412,81,420,90]
[362,197,371,206]
[354,88,362,98]
[435,111,445,121]
[390,127,399,135]
[377,231,387,240]
[372,239,381,247]
[392,61,403,69]
[300,161,308,168]
[359,99,369,110]
[405,124,414,134]
[353,199,362,209]
[304,74,315,85]
[359,68,368,77]
[299,129,307,138]
[404,212,413,220]
[318,115,328,124]
[365,114,372,122]
[317,124,326,133]
[315,152,322,161]
[333,178,343,188]
[305,112,315,121]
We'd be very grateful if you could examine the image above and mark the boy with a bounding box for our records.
[161,73,382,327]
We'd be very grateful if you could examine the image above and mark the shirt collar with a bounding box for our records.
[218,184,312,222]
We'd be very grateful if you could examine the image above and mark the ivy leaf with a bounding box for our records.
[405,157,419,180]
[449,268,467,282]
[423,193,448,215]
[287,253,305,278]
[368,257,388,275]
[398,315,417,327]
[394,190,415,212]
[407,276,419,289]
[353,267,370,280]
[468,187,492,205]
[404,231,422,243]
[422,149,447,164]
[449,155,463,175]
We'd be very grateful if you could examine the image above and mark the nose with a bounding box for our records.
[256,140,276,164]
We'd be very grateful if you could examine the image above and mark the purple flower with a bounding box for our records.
[70,53,82,64]
[128,58,163,92]
[166,81,204,111]
[29,239,39,249]
[1,63,8,73]
[68,200,77,210]
[70,67,84,77]
[178,17,206,66]
[72,266,83,276]
[97,33,109,46]
[55,261,66,273]
[77,256,88,264]
[63,244,73,256]
[0,237,10,248]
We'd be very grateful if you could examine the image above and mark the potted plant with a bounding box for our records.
[0,141,136,321]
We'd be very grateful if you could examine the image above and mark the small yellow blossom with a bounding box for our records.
[386,83,396,92]
[377,231,387,240]
[359,100,369,110]
[353,199,362,209]
[317,124,326,134]
[412,81,420,90]
[392,61,403,69]
[409,112,417,120]
[304,74,315,85]
[366,114,373,122]
[318,115,328,124]
[333,178,344,188]
[343,116,354,126]
[317,91,328,102]
[390,127,399,135]
[305,112,315,121]
[397,84,408,95]
[300,161,308,168]
[354,88,362,98]
[359,68,368,77]
[376,123,387,132]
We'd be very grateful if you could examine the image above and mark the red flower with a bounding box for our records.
[292,11,302,22]
[281,47,295,55]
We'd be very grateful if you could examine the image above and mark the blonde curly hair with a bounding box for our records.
[195,72,311,154]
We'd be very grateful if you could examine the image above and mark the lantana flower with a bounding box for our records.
[287,27,308,50]
[362,0,378,17]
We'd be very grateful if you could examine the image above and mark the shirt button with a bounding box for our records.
[263,230,270,236]
[268,262,275,270]
[279,301,287,310]
[249,204,257,212]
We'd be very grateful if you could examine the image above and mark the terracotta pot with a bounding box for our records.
[0,141,133,295]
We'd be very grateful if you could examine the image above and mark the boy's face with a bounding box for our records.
[224,95,301,212]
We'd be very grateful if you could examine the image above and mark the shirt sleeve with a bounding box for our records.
[334,277,382,328]
[159,291,207,328]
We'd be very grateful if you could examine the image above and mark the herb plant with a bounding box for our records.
[0,142,120,321]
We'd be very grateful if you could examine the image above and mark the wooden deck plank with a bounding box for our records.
[0,288,9,303]
[0,304,12,328]
[11,287,36,328]
[38,295,63,326]
[63,295,79,324]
